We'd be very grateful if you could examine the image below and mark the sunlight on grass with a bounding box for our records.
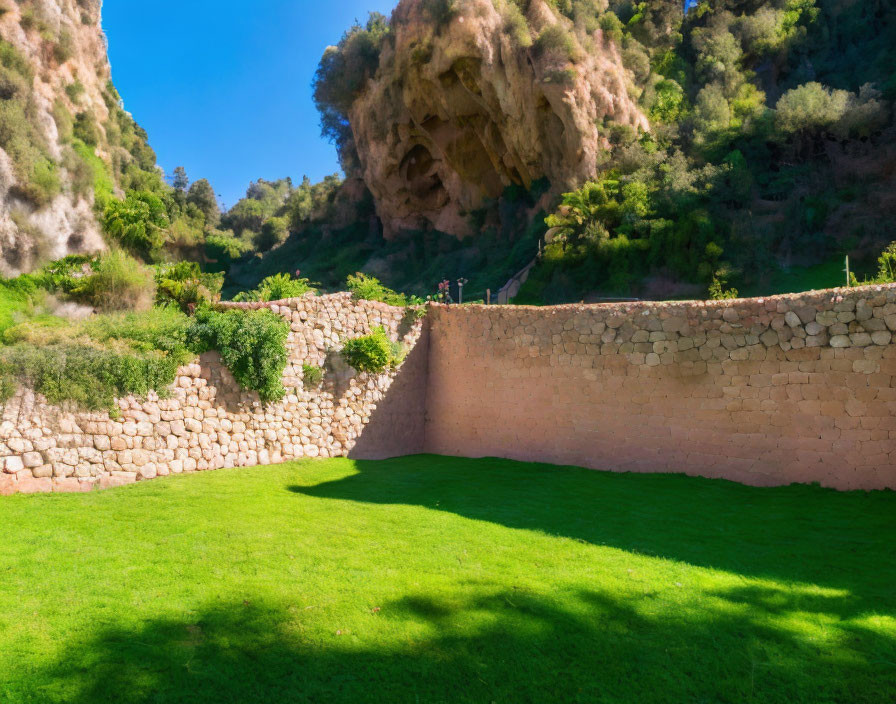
[0,456,892,703]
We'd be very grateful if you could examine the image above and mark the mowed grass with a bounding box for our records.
[0,456,893,703]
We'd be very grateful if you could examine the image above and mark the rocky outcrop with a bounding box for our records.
[0,0,115,274]
[349,0,648,238]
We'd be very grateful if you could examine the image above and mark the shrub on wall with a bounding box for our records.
[233,273,315,303]
[186,306,289,403]
[302,363,323,388]
[346,272,424,307]
[154,261,223,313]
[341,326,404,374]
[0,343,182,413]
[0,306,195,412]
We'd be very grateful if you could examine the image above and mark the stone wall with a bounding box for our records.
[424,286,896,491]
[0,294,427,495]
[3,286,896,495]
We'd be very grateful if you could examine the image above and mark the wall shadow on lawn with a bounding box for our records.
[289,456,896,606]
[38,586,895,704]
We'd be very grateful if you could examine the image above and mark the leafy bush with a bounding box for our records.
[79,307,192,360]
[102,191,169,257]
[28,254,95,295]
[52,30,74,64]
[186,178,220,225]
[233,273,315,303]
[708,277,738,300]
[533,25,579,62]
[73,111,100,146]
[72,139,115,205]
[0,85,61,207]
[302,363,323,388]
[341,326,404,374]
[0,343,182,412]
[501,1,532,47]
[205,231,251,273]
[255,216,290,252]
[346,272,423,307]
[154,261,223,313]
[65,80,85,102]
[70,250,156,311]
[186,306,289,403]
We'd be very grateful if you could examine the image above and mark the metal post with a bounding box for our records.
[486,288,491,305]
[845,255,851,287]
[457,278,468,305]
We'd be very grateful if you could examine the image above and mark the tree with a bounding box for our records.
[223,198,266,237]
[255,216,289,252]
[775,82,849,135]
[312,13,390,171]
[172,166,189,193]
[545,181,613,249]
[186,178,220,226]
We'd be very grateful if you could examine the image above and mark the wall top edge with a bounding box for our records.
[427,283,896,314]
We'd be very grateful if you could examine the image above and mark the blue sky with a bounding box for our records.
[103,1,397,209]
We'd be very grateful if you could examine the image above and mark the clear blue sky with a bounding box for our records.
[103,1,397,210]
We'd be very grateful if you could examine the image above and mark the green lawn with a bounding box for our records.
[0,457,893,703]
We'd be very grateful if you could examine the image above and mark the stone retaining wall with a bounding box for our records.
[0,294,427,495]
[2,285,895,494]
[424,286,896,491]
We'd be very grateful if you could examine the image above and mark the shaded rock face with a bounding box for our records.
[0,0,109,274]
[349,0,648,239]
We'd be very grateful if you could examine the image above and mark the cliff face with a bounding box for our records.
[348,0,647,239]
[0,0,120,274]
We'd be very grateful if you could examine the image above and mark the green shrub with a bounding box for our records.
[154,261,223,313]
[29,254,96,295]
[598,12,624,44]
[52,31,74,64]
[346,272,423,307]
[233,273,315,303]
[79,307,192,361]
[0,93,61,207]
[341,326,403,374]
[708,277,738,300]
[255,216,289,252]
[501,1,532,47]
[73,111,100,146]
[533,24,579,62]
[302,363,323,388]
[205,231,251,273]
[102,191,169,257]
[0,40,32,80]
[70,250,156,311]
[0,343,181,412]
[64,80,85,103]
[186,306,289,403]
[72,139,115,205]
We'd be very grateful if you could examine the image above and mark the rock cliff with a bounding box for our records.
[0,0,142,274]
[347,0,648,238]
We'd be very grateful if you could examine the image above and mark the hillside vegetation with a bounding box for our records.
[237,0,896,303]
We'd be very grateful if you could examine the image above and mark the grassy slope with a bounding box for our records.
[0,283,30,335]
[0,456,893,703]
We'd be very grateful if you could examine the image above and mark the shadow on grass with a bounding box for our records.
[289,456,896,604]
[37,585,895,704]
